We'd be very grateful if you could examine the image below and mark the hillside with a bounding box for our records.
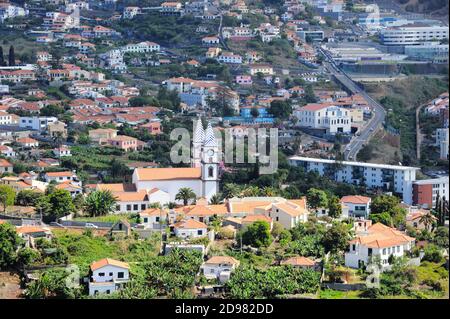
[394,0,449,17]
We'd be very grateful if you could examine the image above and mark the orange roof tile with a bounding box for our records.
[90,258,130,271]
[205,256,239,265]
[135,167,201,181]
[173,219,207,229]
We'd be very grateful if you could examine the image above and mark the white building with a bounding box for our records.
[295,103,352,135]
[122,6,140,19]
[380,25,449,46]
[88,258,130,296]
[289,156,419,204]
[172,219,208,239]
[268,201,308,229]
[217,52,243,64]
[19,116,58,131]
[201,256,240,282]
[122,41,160,53]
[340,195,371,219]
[0,3,28,23]
[132,120,219,202]
[139,208,167,229]
[345,223,415,270]
[43,171,81,186]
[435,128,449,160]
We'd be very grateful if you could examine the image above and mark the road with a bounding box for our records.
[317,46,387,160]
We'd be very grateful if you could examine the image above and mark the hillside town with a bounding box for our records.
[0,0,449,301]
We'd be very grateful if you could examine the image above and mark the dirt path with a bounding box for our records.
[0,271,23,299]
[416,103,426,160]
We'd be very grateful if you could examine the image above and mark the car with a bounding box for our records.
[370,128,374,131]
[85,223,99,229]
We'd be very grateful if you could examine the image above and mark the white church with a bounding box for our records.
[129,119,220,204]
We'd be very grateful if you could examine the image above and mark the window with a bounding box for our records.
[117,272,124,279]
[352,244,356,251]
[197,230,203,235]
[99,272,105,277]
[276,217,279,221]
[208,166,214,177]
[143,218,148,223]
[133,204,138,211]
[116,205,121,211]
[141,204,146,210]
[106,290,110,294]
[126,205,131,211]
[383,248,386,255]
[109,272,113,276]
[156,217,160,222]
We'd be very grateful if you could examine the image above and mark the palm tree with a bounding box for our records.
[175,187,196,206]
[261,186,278,197]
[164,202,178,209]
[419,211,436,232]
[84,190,117,217]
[222,183,241,199]
[209,194,222,205]
[240,186,260,197]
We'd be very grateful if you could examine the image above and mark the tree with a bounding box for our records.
[306,188,328,214]
[321,222,351,253]
[0,223,23,268]
[24,268,82,299]
[8,45,15,66]
[0,185,16,213]
[0,46,4,66]
[222,183,241,199]
[241,221,273,248]
[369,212,393,227]
[327,195,342,218]
[15,190,43,206]
[268,100,292,120]
[303,85,317,103]
[175,187,196,206]
[419,211,436,232]
[370,195,406,227]
[37,190,75,222]
[208,194,222,205]
[370,195,400,214]
[84,190,117,217]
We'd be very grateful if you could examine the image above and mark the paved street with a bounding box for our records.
[318,47,387,160]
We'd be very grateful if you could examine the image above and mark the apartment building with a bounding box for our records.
[289,156,419,204]
[19,116,58,131]
[435,128,449,160]
[380,25,449,46]
[412,176,449,209]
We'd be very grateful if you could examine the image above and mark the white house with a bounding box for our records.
[268,200,308,229]
[295,103,352,135]
[43,171,81,186]
[217,52,243,64]
[88,258,130,296]
[139,208,167,229]
[19,116,58,131]
[53,146,71,157]
[201,256,240,282]
[172,219,208,239]
[122,41,160,53]
[340,195,372,218]
[345,223,415,270]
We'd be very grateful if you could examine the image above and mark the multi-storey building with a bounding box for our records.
[294,103,352,135]
[289,156,419,204]
[412,176,449,209]
[380,25,449,46]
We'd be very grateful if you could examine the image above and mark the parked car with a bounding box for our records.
[85,223,99,229]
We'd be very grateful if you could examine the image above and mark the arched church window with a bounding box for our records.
[208,166,214,177]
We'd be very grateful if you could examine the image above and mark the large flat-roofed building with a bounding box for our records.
[405,43,449,63]
[289,156,419,204]
[412,176,449,209]
[380,25,449,46]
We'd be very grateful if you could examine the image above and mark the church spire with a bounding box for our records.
[193,118,205,143]
[204,122,217,147]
